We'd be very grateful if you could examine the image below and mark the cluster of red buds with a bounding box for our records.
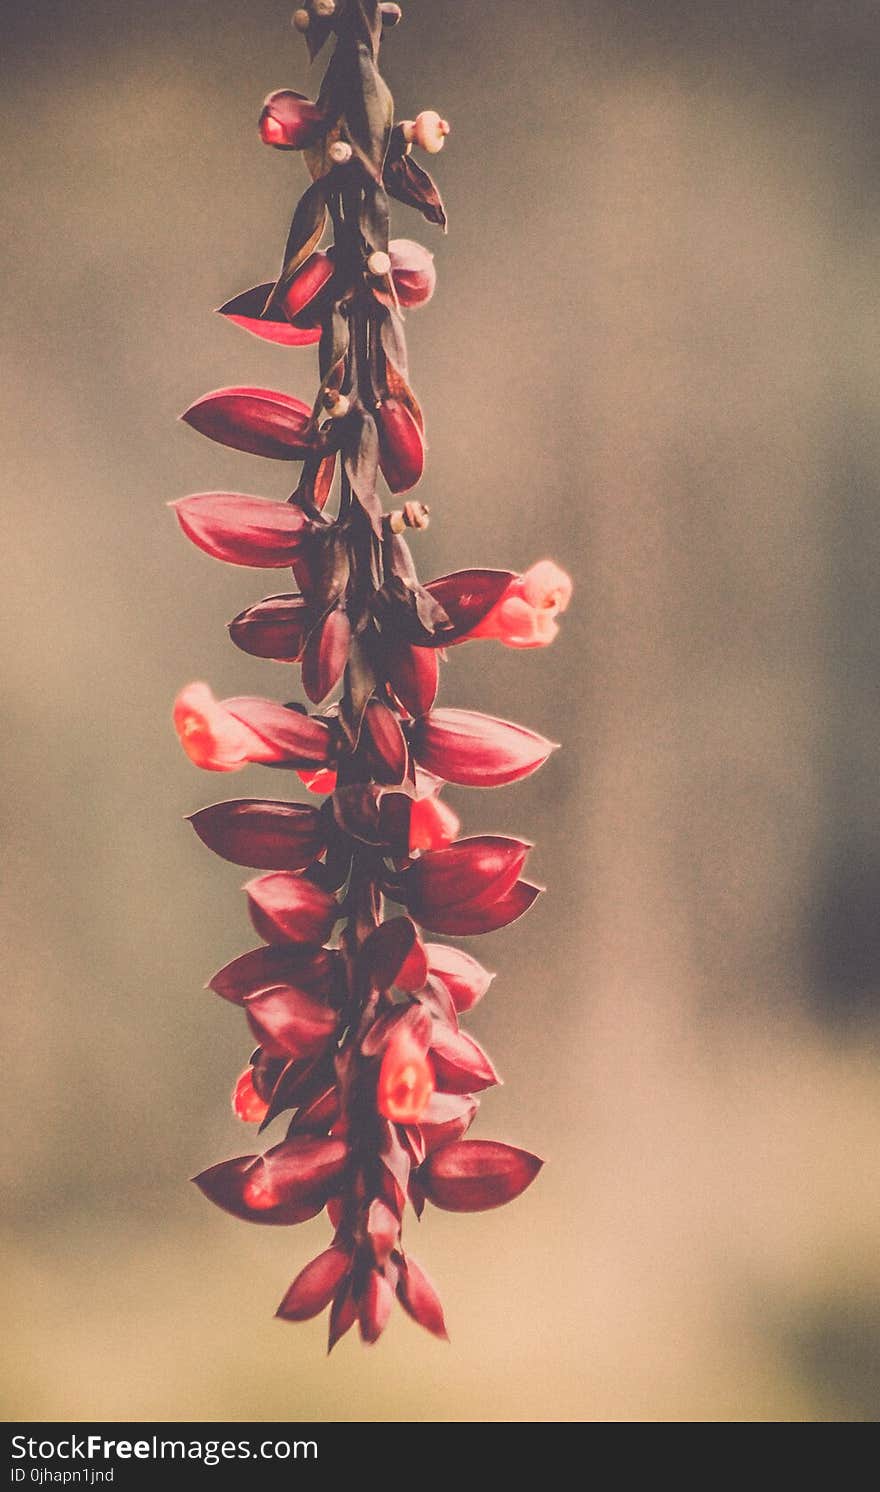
[172,0,571,1349]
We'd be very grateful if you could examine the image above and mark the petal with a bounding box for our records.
[194,1135,346,1225]
[411,709,558,787]
[244,985,339,1059]
[422,569,516,644]
[302,608,351,704]
[181,388,316,461]
[229,593,313,661]
[276,1246,352,1322]
[359,1270,395,1344]
[376,400,425,494]
[363,698,409,784]
[420,1139,543,1213]
[424,944,495,1012]
[400,836,531,918]
[419,1091,479,1153]
[189,800,326,870]
[396,1254,448,1339]
[384,634,439,717]
[217,283,322,346]
[430,1023,501,1094]
[245,872,339,945]
[415,878,542,936]
[222,697,332,764]
[171,493,309,568]
[209,944,337,1004]
[359,915,428,993]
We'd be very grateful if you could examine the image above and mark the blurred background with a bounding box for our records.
[3,0,880,1423]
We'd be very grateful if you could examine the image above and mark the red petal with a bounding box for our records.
[421,1139,543,1213]
[359,1270,395,1344]
[181,388,316,461]
[189,800,325,870]
[419,1092,479,1153]
[430,1023,500,1094]
[425,944,494,1012]
[418,878,542,936]
[376,400,425,494]
[366,1198,400,1265]
[218,283,322,346]
[401,836,531,919]
[359,916,428,993]
[229,594,313,661]
[397,1254,448,1339]
[246,872,339,945]
[423,569,516,644]
[281,251,334,320]
[384,634,439,717]
[194,1135,346,1225]
[244,985,338,1059]
[328,1281,358,1352]
[363,698,409,784]
[302,608,351,704]
[172,493,308,568]
[209,945,336,1004]
[276,1247,352,1321]
[411,709,557,787]
[222,698,332,764]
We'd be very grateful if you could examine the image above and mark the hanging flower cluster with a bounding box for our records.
[172,0,571,1349]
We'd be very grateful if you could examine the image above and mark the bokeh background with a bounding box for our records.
[3,0,880,1423]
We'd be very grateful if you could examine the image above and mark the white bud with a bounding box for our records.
[328,140,353,164]
[412,110,450,154]
[313,0,336,16]
[323,390,351,419]
[367,250,392,277]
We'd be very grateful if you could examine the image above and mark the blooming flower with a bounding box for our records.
[377,1030,435,1123]
[465,560,573,648]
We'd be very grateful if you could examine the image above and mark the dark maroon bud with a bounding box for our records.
[302,607,351,703]
[396,1254,448,1339]
[363,698,409,784]
[400,836,531,921]
[410,708,557,787]
[259,89,325,150]
[189,800,326,870]
[208,945,337,1004]
[194,1134,347,1224]
[287,1083,341,1135]
[419,1092,479,1153]
[420,1140,543,1213]
[181,388,317,461]
[244,984,339,1060]
[430,1022,501,1093]
[418,878,542,936]
[171,493,310,568]
[359,915,427,993]
[229,595,314,662]
[327,1280,358,1353]
[376,400,425,494]
[245,872,339,945]
[276,1246,352,1321]
[359,1269,395,1344]
[383,633,439,716]
[424,944,494,1012]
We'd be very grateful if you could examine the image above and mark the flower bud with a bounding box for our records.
[406,110,450,154]
[367,250,392,277]
[466,560,572,648]
[388,238,436,308]
[292,8,311,32]
[328,140,352,164]
[381,2,403,24]
[409,793,460,852]
[174,683,273,772]
[232,1066,270,1124]
[322,389,351,419]
[312,0,336,16]
[259,90,324,150]
[377,1030,435,1123]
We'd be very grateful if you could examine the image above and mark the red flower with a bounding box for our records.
[173,683,332,771]
[232,1066,270,1124]
[377,1029,435,1123]
[465,561,573,648]
[258,90,324,150]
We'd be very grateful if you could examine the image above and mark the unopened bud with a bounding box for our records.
[323,389,351,419]
[389,501,430,534]
[367,250,392,277]
[412,110,450,154]
[328,140,353,165]
[313,0,336,16]
[292,8,310,31]
[381,2,403,24]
